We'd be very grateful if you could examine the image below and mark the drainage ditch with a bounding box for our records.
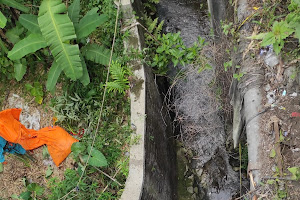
[156,0,241,199]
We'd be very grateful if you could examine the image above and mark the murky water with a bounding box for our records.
[157,0,239,199]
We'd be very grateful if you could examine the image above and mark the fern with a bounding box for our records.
[107,61,130,94]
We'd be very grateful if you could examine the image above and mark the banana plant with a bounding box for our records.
[0,0,30,81]
[7,0,112,92]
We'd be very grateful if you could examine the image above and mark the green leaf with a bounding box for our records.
[0,163,3,173]
[0,11,7,28]
[270,149,276,158]
[45,166,53,178]
[27,183,44,196]
[267,179,275,185]
[38,0,83,80]
[19,14,41,34]
[0,0,30,13]
[5,26,24,44]
[76,14,108,39]
[68,0,80,25]
[19,191,31,200]
[261,32,276,47]
[11,194,19,199]
[79,54,90,86]
[71,142,86,156]
[25,83,33,91]
[81,44,112,66]
[46,61,63,92]
[247,32,266,40]
[8,34,47,60]
[288,167,300,180]
[14,61,27,81]
[83,146,108,167]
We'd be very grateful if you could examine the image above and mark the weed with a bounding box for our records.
[25,82,43,104]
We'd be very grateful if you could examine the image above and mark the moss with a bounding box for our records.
[176,142,194,200]
[130,76,144,99]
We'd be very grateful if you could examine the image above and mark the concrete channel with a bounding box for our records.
[120,0,261,199]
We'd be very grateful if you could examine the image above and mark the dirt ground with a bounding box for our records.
[255,62,300,199]
[0,87,75,199]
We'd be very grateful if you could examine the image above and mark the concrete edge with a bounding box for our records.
[120,0,145,199]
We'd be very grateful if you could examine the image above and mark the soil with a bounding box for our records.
[258,85,300,199]
[0,86,75,199]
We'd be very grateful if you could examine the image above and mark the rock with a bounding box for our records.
[194,187,198,194]
[264,51,279,68]
[187,186,194,194]
[264,84,271,92]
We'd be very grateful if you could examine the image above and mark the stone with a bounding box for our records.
[264,52,279,68]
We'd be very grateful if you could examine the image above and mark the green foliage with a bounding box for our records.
[288,167,300,180]
[0,11,7,28]
[270,148,276,158]
[8,34,47,60]
[76,11,108,39]
[19,14,41,34]
[250,0,299,54]
[38,0,83,81]
[71,142,108,167]
[81,43,112,66]
[143,17,206,74]
[67,0,80,25]
[25,82,44,104]
[12,182,44,200]
[223,60,232,71]
[0,0,30,13]
[222,21,235,36]
[233,72,244,81]
[14,59,27,81]
[1,0,111,90]
[107,61,130,94]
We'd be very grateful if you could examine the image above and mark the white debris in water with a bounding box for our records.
[7,94,41,130]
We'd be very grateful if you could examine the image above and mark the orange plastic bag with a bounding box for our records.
[0,108,78,166]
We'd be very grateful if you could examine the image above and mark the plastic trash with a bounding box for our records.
[291,112,300,117]
[290,92,297,97]
[0,136,26,163]
[282,90,286,96]
[0,108,78,166]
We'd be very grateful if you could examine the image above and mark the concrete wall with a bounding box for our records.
[207,0,228,38]
[120,0,177,199]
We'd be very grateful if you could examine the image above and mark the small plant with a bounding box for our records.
[233,72,244,81]
[249,0,299,54]
[143,17,206,75]
[71,142,108,168]
[12,182,44,200]
[288,167,300,181]
[222,21,235,36]
[25,82,44,104]
[106,61,130,94]
[223,60,232,71]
